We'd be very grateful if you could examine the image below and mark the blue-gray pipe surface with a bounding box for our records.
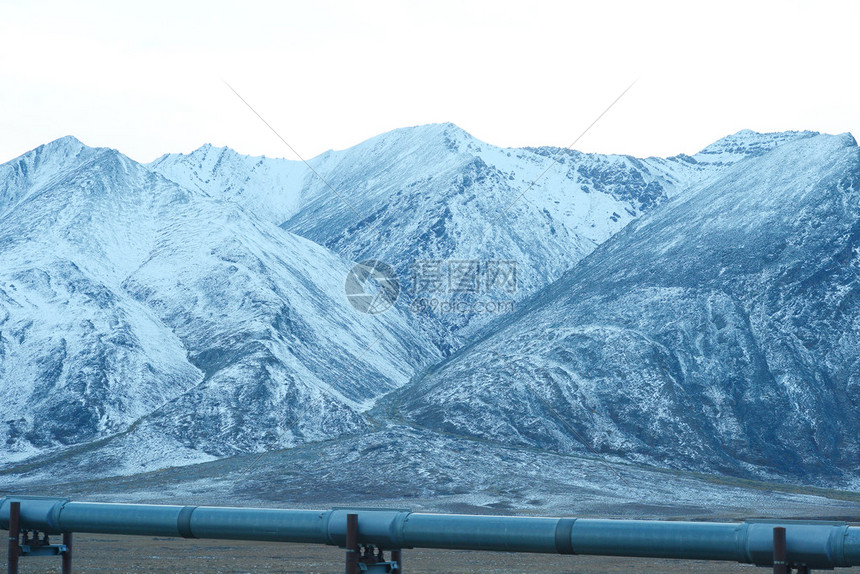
[1,497,858,569]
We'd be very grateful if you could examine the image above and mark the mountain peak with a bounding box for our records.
[341,122,481,160]
[32,135,90,158]
[694,129,819,165]
[838,131,858,147]
[376,122,476,145]
[49,134,86,147]
[0,136,113,216]
[188,142,241,159]
[148,144,257,176]
[419,121,474,140]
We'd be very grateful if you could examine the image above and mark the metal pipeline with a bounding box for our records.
[1,496,858,569]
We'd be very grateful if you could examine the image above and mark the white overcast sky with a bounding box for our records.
[1,0,858,164]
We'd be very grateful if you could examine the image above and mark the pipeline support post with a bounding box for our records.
[345,513,359,574]
[4,499,72,573]
[774,526,787,574]
[62,532,72,574]
[391,548,402,573]
[7,502,20,574]
[342,512,402,573]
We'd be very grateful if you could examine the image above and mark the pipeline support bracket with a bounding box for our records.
[344,512,403,573]
[6,501,72,574]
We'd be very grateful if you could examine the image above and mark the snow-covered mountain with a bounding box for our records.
[148,144,309,225]
[0,137,441,472]
[1,125,855,494]
[391,132,860,482]
[152,124,815,337]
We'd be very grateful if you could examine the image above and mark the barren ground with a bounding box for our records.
[5,534,860,573]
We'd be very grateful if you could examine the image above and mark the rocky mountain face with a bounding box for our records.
[1,125,856,494]
[0,137,440,472]
[152,125,812,338]
[393,133,860,482]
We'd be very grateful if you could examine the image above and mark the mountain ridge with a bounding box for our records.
[151,123,817,339]
[0,140,443,472]
[391,132,860,482]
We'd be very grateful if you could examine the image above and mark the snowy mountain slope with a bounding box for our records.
[0,140,204,464]
[148,144,309,225]
[0,136,108,219]
[391,132,860,482]
[626,129,820,199]
[150,125,817,338]
[5,427,860,522]
[0,254,202,466]
[689,129,821,167]
[2,125,849,495]
[0,138,442,472]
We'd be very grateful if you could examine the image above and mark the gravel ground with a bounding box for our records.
[5,534,860,574]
